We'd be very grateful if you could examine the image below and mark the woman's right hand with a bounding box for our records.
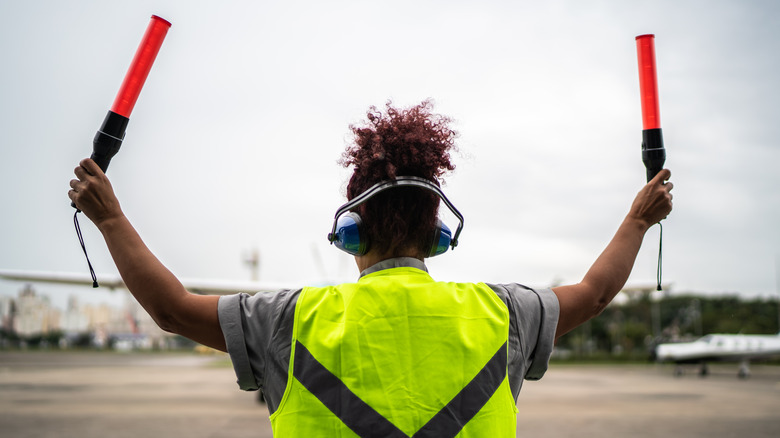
[68,158,124,228]
[627,168,674,229]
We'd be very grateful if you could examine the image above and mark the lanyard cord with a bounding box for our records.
[73,210,99,288]
[656,222,663,291]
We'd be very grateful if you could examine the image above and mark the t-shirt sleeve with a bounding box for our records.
[217,289,299,391]
[488,283,560,382]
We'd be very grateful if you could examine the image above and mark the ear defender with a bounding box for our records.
[331,212,367,255]
[327,176,464,257]
[429,220,452,257]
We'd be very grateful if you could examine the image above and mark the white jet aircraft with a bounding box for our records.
[655,333,780,378]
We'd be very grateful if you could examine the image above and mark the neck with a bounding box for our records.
[355,250,423,273]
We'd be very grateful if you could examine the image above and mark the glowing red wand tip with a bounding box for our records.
[110,15,171,118]
[636,34,661,130]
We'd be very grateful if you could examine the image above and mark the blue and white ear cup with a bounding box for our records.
[331,212,368,255]
[428,220,452,258]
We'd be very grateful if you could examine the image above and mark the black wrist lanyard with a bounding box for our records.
[74,210,99,288]
[656,222,663,291]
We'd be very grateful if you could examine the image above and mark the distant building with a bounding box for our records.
[61,296,89,333]
[13,285,60,337]
[0,295,13,332]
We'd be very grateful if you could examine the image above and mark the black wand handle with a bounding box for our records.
[642,128,666,182]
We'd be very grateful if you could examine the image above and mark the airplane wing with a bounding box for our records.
[0,269,292,295]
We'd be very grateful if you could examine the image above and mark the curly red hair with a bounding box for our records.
[340,100,457,257]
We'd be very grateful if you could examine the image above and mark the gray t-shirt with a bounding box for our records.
[218,257,559,414]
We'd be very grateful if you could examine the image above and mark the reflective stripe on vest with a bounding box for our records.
[270,267,516,437]
[293,340,508,438]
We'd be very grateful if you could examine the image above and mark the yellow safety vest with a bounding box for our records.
[270,266,516,437]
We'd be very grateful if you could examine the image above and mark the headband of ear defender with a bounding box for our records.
[327,176,465,257]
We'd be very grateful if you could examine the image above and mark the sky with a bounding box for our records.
[1,0,779,310]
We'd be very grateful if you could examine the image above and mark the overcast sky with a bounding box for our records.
[1,0,779,309]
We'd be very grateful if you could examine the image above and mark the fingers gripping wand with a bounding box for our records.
[636,34,667,291]
[73,15,171,287]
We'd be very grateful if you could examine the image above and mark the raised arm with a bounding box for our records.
[552,169,673,339]
[68,158,226,351]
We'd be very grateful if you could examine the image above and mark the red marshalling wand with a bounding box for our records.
[636,34,666,182]
[90,15,171,173]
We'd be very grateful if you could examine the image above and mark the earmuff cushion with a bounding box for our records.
[333,212,368,255]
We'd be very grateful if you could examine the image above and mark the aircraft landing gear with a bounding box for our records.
[698,363,709,377]
[738,361,751,379]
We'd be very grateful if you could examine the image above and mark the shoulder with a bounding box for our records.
[219,288,302,320]
[485,283,560,316]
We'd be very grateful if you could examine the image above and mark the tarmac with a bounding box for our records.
[1,351,778,437]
